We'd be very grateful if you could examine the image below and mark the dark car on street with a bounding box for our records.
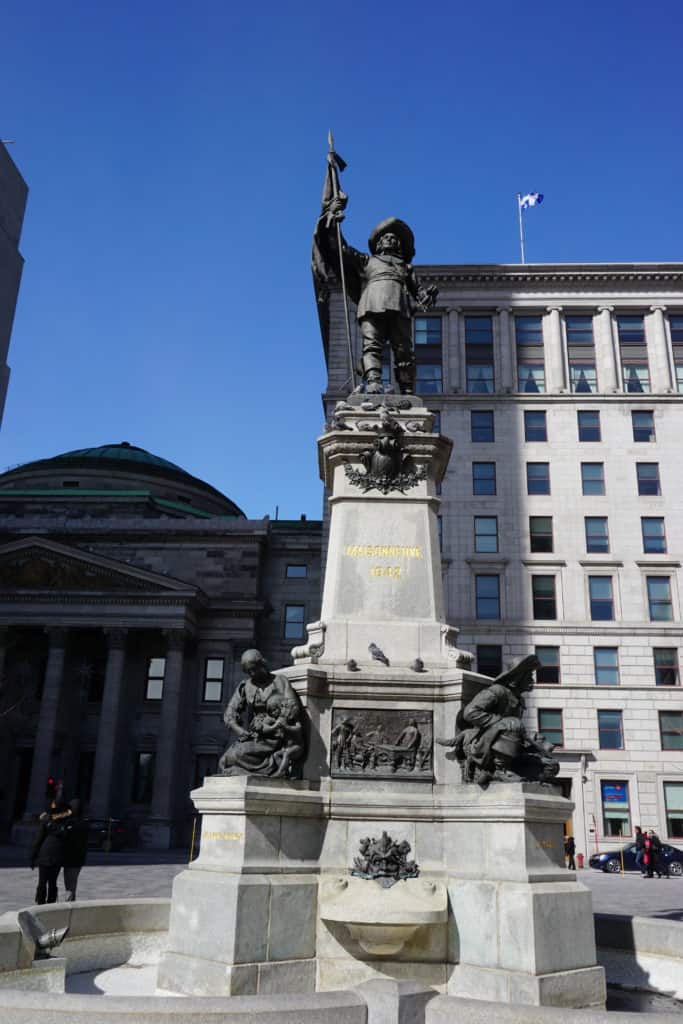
[589,842,683,875]
[86,818,136,852]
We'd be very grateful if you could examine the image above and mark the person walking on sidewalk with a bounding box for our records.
[564,834,576,870]
[62,798,89,901]
[649,830,668,879]
[634,826,646,876]
[30,798,72,904]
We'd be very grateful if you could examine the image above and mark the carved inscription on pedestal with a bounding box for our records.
[330,708,433,780]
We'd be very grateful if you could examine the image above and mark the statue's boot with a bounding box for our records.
[365,370,384,394]
[394,360,415,395]
[362,355,385,394]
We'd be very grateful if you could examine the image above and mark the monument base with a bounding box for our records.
[157,775,604,1007]
[451,963,607,1008]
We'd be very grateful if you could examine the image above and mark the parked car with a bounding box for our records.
[86,818,135,852]
[589,842,683,875]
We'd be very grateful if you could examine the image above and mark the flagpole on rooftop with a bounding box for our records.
[516,193,526,264]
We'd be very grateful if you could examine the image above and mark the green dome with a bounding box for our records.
[1,441,244,517]
[48,441,188,474]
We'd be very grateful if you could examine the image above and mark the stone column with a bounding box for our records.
[89,629,128,819]
[447,308,461,392]
[595,305,618,391]
[546,306,566,392]
[649,305,674,392]
[24,628,68,817]
[148,629,187,845]
[496,307,514,392]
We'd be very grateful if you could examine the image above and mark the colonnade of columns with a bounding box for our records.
[442,305,678,395]
[7,624,189,832]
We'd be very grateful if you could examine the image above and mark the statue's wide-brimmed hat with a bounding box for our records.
[368,217,415,261]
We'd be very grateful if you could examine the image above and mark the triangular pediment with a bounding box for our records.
[0,537,197,594]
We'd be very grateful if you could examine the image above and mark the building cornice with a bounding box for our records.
[415,262,683,286]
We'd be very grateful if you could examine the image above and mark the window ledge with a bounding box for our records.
[466,557,509,568]
[636,559,682,568]
[579,559,624,567]
[522,558,567,567]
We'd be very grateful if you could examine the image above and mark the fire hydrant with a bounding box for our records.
[577,853,584,869]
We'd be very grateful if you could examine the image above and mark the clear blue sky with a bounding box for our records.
[2,0,682,518]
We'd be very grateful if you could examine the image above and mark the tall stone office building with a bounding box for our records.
[322,263,683,858]
[0,142,28,426]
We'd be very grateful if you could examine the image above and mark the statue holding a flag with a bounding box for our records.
[312,137,438,395]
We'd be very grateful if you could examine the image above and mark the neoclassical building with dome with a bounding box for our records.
[0,442,322,846]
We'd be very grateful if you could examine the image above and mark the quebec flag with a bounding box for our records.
[520,192,544,209]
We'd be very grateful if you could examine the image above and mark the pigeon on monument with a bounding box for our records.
[368,642,390,667]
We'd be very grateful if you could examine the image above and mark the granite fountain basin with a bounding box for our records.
[319,876,448,956]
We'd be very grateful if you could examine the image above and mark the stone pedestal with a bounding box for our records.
[159,395,605,1007]
[156,777,324,996]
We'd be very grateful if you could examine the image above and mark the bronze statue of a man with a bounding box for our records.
[313,191,437,394]
[439,655,559,787]
[219,649,305,778]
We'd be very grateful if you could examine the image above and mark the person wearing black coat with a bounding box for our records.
[564,834,576,870]
[30,800,73,905]
[62,799,89,901]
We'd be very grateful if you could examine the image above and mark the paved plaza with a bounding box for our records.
[0,844,680,921]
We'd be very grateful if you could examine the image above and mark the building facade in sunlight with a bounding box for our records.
[0,142,28,427]
[0,443,321,846]
[323,262,683,857]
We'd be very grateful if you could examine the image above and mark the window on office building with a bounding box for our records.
[664,781,683,837]
[465,315,495,393]
[647,577,673,621]
[145,657,165,701]
[203,658,224,702]
[284,604,306,639]
[524,410,547,441]
[589,577,614,620]
[601,780,631,837]
[527,462,550,495]
[617,315,650,392]
[577,410,601,441]
[529,516,553,552]
[431,411,441,434]
[516,315,545,392]
[594,647,619,685]
[567,315,597,392]
[632,410,655,442]
[598,710,624,750]
[471,410,494,442]
[585,516,609,553]
[538,709,563,747]
[131,752,155,804]
[286,564,308,579]
[532,575,556,619]
[472,462,496,494]
[637,463,661,495]
[474,516,498,553]
[475,575,500,619]
[581,462,605,496]
[642,517,666,553]
[659,710,683,750]
[670,315,683,392]
[535,646,560,683]
[477,644,502,678]
[414,317,442,393]
[654,648,679,686]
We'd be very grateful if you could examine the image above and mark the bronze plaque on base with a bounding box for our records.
[330,708,433,780]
